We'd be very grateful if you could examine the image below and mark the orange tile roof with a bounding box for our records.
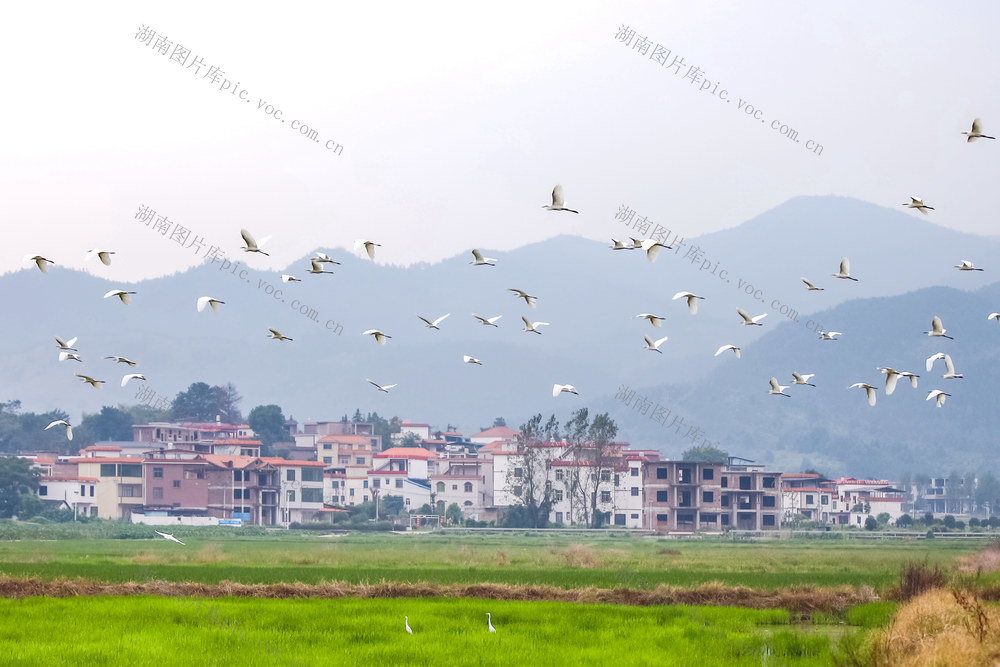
[374,447,434,460]
[70,457,144,464]
[257,457,325,467]
[472,426,519,439]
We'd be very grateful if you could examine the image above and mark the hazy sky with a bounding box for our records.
[2,1,998,284]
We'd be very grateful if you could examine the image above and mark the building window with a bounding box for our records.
[721,515,730,526]
[631,513,639,519]
[614,514,626,526]
[763,515,776,527]
[703,468,714,480]
[805,494,814,505]
[677,513,695,524]
[821,495,829,505]
[703,491,714,503]
[89,486,94,496]
[600,470,611,482]
[656,467,668,479]
[153,467,164,478]
[233,489,248,500]
[287,490,295,502]
[701,513,717,523]
[513,486,522,497]
[601,491,611,503]
[286,470,296,481]
[514,468,523,479]
[120,464,142,478]
[100,464,116,477]
[464,482,473,493]
[463,501,472,507]
[631,468,639,477]
[555,470,564,481]
[739,476,752,490]
[679,491,692,507]
[762,477,776,489]
[721,477,728,488]
[349,488,355,496]
[234,470,249,482]
[555,490,564,502]
[395,480,402,489]
[678,468,692,484]
[363,480,369,489]
[38,486,47,496]
[631,487,639,497]
[452,485,458,490]
[302,468,323,482]
[80,485,85,496]
[152,487,163,499]
[721,494,730,507]
[356,457,365,465]
[656,513,669,522]
[173,480,180,488]
[323,457,332,464]
[118,484,141,498]
[763,496,776,508]
[338,456,349,465]
[436,482,445,493]
[323,443,331,450]
[656,490,668,502]
[555,512,563,523]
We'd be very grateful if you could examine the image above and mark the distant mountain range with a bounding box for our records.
[3,196,998,477]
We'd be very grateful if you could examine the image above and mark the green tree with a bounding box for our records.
[446,503,462,525]
[943,515,957,530]
[492,417,507,428]
[0,457,40,518]
[170,382,217,421]
[416,503,433,515]
[876,512,891,526]
[77,406,133,444]
[896,514,913,528]
[400,433,418,448]
[352,409,363,423]
[681,445,729,463]
[247,405,287,456]
[564,409,619,528]
[17,493,44,519]
[212,383,243,424]
[864,516,877,531]
[504,414,553,528]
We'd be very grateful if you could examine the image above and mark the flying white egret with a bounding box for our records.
[643,335,669,353]
[104,289,136,304]
[899,372,920,389]
[831,258,858,281]
[610,238,631,251]
[267,328,293,341]
[628,237,643,250]
[306,259,334,275]
[801,278,824,291]
[818,331,842,341]
[24,255,55,273]
[926,390,951,407]
[541,184,578,213]
[405,616,413,635]
[989,313,1000,323]
[103,356,137,366]
[848,382,877,407]
[154,530,185,545]
[417,313,451,329]
[553,384,579,397]
[925,353,963,379]
[354,239,381,260]
[634,314,665,327]
[44,419,72,440]
[75,374,105,388]
[362,329,391,345]
[366,379,397,393]
[240,228,271,255]
[487,612,497,633]
[673,291,705,315]
[521,317,549,334]
[508,288,538,307]
[876,367,902,395]
[639,238,671,263]
[954,260,984,271]
[281,274,301,283]
[902,196,934,214]
[54,336,78,351]
[791,372,815,386]
[197,296,225,313]
[715,345,741,359]
[85,249,115,266]
[312,253,340,265]
[736,308,767,326]
[463,355,483,365]
[469,249,496,266]
[962,118,995,142]
[768,378,790,397]
[121,373,146,387]
[58,352,82,363]
[472,314,502,327]
[923,316,953,340]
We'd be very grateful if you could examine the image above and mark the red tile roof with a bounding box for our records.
[374,447,434,460]
[472,426,519,439]
[258,457,325,467]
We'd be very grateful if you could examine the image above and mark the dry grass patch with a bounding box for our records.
[957,540,1000,575]
[563,544,598,568]
[193,544,226,564]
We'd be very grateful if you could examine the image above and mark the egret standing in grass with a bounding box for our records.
[405,616,413,635]
[487,612,497,633]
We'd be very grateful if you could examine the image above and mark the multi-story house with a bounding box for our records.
[823,478,907,526]
[141,452,210,518]
[200,455,280,525]
[37,474,98,517]
[260,458,326,526]
[368,447,433,511]
[430,457,492,519]
[780,473,835,523]
[70,456,145,520]
[325,469,347,506]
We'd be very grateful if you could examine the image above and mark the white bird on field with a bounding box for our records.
[768,378,790,397]
[354,239,381,260]
[715,345,741,359]
[553,383,579,397]
[312,253,340,265]
[639,238,671,263]
[362,329,391,345]
[55,336,78,351]
[197,296,225,313]
[103,356,137,366]
[366,379,397,393]
[673,291,705,315]
[832,258,858,281]
[818,331,842,341]
[962,118,995,142]
[954,260,984,272]
[634,313,665,327]
[926,353,963,379]
[104,289,136,305]
[989,313,1000,324]
[643,335,669,353]
[791,372,815,386]
[24,255,55,273]
[801,278,824,291]
[281,274,301,283]
[473,314,502,327]
[267,328,293,341]
[469,249,497,266]
[85,249,115,266]
[736,308,767,326]
[463,355,483,365]
[541,184,578,213]
[522,317,549,334]
[487,612,497,633]
[121,373,146,387]
[154,530,185,545]
[405,616,413,635]
[923,316,953,340]
[240,228,271,255]
[902,196,934,214]
[307,259,335,275]
[58,352,83,363]
[417,313,450,330]
[927,390,951,407]
[44,419,73,440]
[610,238,631,251]
[848,382,878,407]
[508,288,538,308]
[75,374,105,388]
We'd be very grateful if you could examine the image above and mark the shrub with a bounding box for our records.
[894,559,947,602]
